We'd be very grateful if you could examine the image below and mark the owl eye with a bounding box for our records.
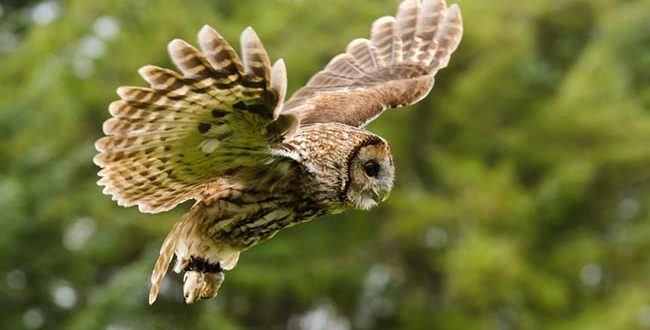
[363,160,380,178]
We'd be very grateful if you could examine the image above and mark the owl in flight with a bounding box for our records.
[94,0,462,304]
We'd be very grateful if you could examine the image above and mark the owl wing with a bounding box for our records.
[94,25,297,214]
[283,0,463,127]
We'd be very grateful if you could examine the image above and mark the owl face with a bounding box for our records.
[345,139,394,210]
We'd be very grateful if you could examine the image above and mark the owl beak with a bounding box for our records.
[373,190,390,204]
[380,190,390,202]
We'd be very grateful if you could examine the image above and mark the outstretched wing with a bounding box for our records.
[283,0,463,127]
[94,25,297,213]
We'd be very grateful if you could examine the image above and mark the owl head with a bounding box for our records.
[288,123,395,211]
[344,136,394,210]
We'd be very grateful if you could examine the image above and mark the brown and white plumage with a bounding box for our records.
[284,0,462,127]
[94,0,462,305]
[94,26,296,214]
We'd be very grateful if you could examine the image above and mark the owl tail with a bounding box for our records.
[148,222,182,305]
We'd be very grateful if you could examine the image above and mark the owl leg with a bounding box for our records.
[199,272,225,299]
[182,256,224,304]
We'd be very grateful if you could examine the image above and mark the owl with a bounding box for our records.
[94,0,462,304]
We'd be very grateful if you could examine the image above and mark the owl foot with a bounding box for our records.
[182,257,224,304]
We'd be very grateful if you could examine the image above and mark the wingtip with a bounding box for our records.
[372,15,397,29]
[240,26,260,45]
[398,0,419,11]
[167,38,190,55]
[443,3,463,34]
[242,26,256,34]
[138,203,157,214]
[199,24,212,33]
[447,3,462,18]
[167,38,183,48]
[271,58,287,83]
[271,59,287,118]
[272,58,286,74]
[346,38,371,54]
[198,24,217,40]
[92,150,104,165]
[137,65,157,82]
[114,86,125,98]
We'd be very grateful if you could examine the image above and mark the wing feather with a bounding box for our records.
[371,16,397,66]
[396,0,420,57]
[197,25,244,78]
[430,4,463,69]
[270,59,287,118]
[240,27,272,85]
[346,39,379,72]
[284,0,463,127]
[95,25,296,213]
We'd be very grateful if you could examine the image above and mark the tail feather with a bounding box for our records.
[149,222,181,305]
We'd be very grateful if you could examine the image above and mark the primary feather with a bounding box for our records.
[94,26,295,214]
[284,0,463,127]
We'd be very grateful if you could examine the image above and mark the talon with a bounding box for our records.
[183,271,205,304]
[182,257,226,303]
[201,272,225,299]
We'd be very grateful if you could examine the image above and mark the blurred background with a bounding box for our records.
[1,0,650,329]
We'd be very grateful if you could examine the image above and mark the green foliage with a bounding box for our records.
[1,0,649,329]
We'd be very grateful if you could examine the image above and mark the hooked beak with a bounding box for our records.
[372,189,390,204]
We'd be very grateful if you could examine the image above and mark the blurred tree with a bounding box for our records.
[1,0,649,329]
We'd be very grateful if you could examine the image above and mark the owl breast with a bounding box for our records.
[195,162,331,250]
[208,200,327,250]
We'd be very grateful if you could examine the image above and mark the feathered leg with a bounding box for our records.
[149,204,241,304]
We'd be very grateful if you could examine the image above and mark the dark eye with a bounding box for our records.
[363,160,380,178]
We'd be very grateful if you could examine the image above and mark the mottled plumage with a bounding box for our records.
[94,0,463,304]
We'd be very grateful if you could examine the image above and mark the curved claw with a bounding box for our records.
[200,272,225,300]
[183,270,225,303]
[183,271,206,304]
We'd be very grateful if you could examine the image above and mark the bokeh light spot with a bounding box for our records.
[63,217,96,251]
[580,263,603,287]
[425,227,448,249]
[6,269,26,290]
[51,283,78,309]
[23,308,45,329]
[32,1,61,26]
[617,197,640,221]
[94,16,121,39]
[288,304,350,330]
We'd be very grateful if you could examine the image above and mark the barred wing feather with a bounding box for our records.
[283,0,463,128]
[94,25,296,213]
